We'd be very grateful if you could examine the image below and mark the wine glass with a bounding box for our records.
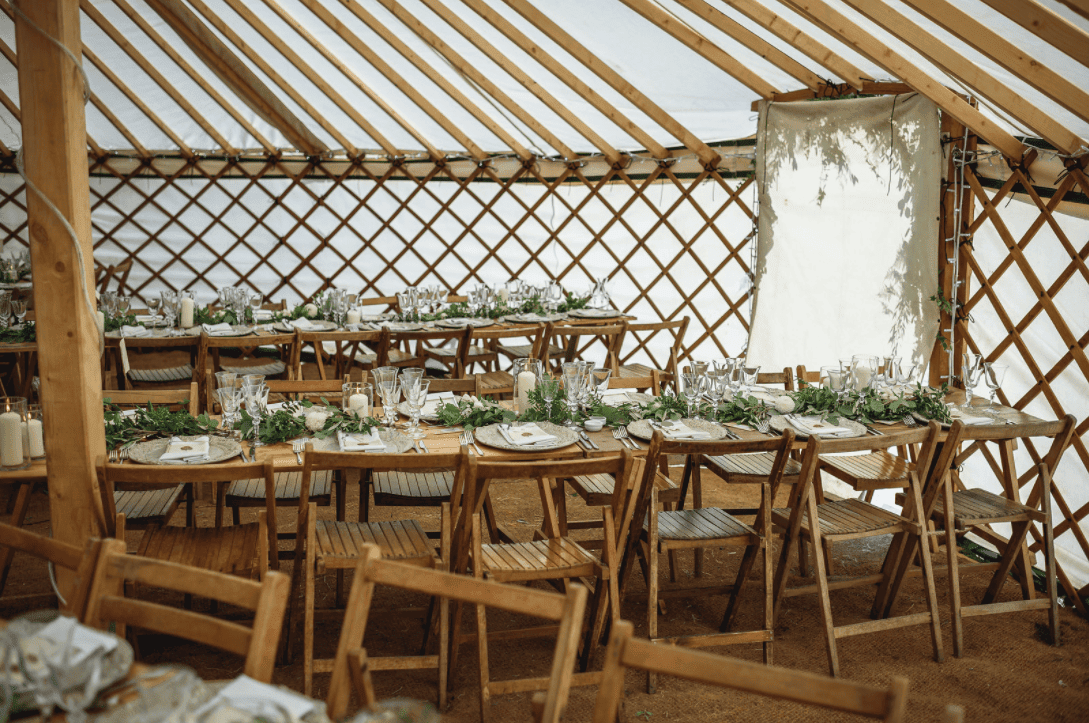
[590,367,612,396]
[982,363,1007,410]
[378,379,401,428]
[160,290,177,329]
[546,281,563,314]
[47,647,103,723]
[10,298,26,326]
[705,369,726,420]
[217,387,241,430]
[740,364,760,394]
[116,295,131,316]
[561,362,584,427]
[405,379,430,439]
[963,361,984,408]
[877,356,899,390]
[146,296,161,321]
[850,354,878,390]
[248,291,263,321]
[536,367,560,420]
[681,369,703,418]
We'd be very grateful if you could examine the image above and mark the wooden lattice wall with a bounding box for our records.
[0,152,758,371]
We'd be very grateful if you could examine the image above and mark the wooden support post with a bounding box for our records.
[14,0,107,597]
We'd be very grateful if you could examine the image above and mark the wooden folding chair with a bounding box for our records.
[543,323,626,372]
[293,328,390,381]
[591,620,910,722]
[386,326,473,373]
[98,459,277,578]
[297,446,469,696]
[0,523,105,617]
[325,544,587,722]
[101,385,199,530]
[449,451,635,687]
[473,323,550,397]
[880,415,1077,657]
[106,333,199,390]
[627,431,795,691]
[770,424,945,677]
[614,316,689,394]
[197,331,297,411]
[83,539,290,683]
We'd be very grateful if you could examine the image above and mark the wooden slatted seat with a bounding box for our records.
[138,523,263,576]
[478,537,599,581]
[127,364,194,384]
[933,487,1042,525]
[770,424,945,677]
[621,432,795,690]
[297,447,469,696]
[114,486,186,528]
[386,327,472,373]
[705,451,803,481]
[219,359,286,377]
[820,450,912,491]
[224,469,334,527]
[106,333,200,391]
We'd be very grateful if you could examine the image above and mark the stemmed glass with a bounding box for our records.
[851,354,879,390]
[590,367,612,397]
[705,369,727,420]
[877,356,899,390]
[545,281,563,314]
[160,290,178,329]
[146,295,161,321]
[0,293,11,329]
[47,647,103,723]
[404,378,430,439]
[217,387,241,432]
[681,369,704,418]
[377,379,401,428]
[982,363,1007,410]
[963,358,985,408]
[561,362,584,427]
[536,367,560,421]
[10,298,26,326]
[740,364,760,395]
[248,291,263,322]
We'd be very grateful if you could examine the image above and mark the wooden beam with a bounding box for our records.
[79,0,236,153]
[316,0,530,162]
[109,0,276,155]
[618,0,779,97]
[782,0,1027,162]
[721,0,868,90]
[142,0,327,155]
[844,0,1087,155]
[901,0,1089,125]
[254,0,462,160]
[180,0,358,155]
[670,0,826,92]
[497,0,720,165]
[1056,0,1089,22]
[979,0,1089,70]
[405,0,617,164]
[13,0,107,600]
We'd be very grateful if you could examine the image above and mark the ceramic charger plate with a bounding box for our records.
[769,415,866,439]
[127,435,242,464]
[569,309,622,319]
[473,421,579,451]
[625,418,727,442]
[435,317,494,328]
[276,320,337,333]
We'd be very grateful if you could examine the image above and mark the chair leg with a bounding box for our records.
[232,505,241,526]
[439,593,449,710]
[983,520,1032,605]
[1042,470,1059,647]
[720,542,758,633]
[303,543,317,696]
[646,538,659,693]
[914,527,945,664]
[797,536,810,577]
[943,485,965,657]
[806,494,839,677]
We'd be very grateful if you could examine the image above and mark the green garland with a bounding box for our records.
[0,321,35,343]
[436,395,516,430]
[103,401,220,449]
[393,291,592,323]
[102,314,137,332]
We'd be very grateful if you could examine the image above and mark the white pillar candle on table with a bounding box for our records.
[349,394,370,416]
[498,288,509,303]
[516,371,536,411]
[0,412,22,467]
[95,310,105,331]
[854,367,872,390]
[346,309,361,325]
[180,297,195,328]
[26,418,44,458]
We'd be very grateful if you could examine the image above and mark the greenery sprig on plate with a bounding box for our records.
[103,400,219,450]
[102,314,137,333]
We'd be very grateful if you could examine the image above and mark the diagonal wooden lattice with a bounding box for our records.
[956,160,1089,607]
[0,154,757,372]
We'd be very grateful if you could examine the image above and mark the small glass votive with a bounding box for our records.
[342,382,373,417]
[0,397,29,470]
[25,404,44,460]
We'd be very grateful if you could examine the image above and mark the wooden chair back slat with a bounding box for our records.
[548,323,626,369]
[0,523,105,617]
[103,383,199,415]
[294,328,390,381]
[83,539,290,682]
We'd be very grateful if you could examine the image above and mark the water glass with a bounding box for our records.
[561,362,583,426]
[372,366,399,387]
[10,298,26,326]
[851,354,878,390]
[378,379,401,427]
[406,379,430,439]
[536,368,561,419]
[0,293,11,329]
[878,356,900,389]
[217,387,241,429]
[963,361,985,407]
[982,363,1007,410]
[590,367,612,396]
[215,371,238,392]
[681,370,703,418]
[740,365,760,394]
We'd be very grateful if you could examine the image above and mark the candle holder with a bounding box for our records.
[26,404,45,460]
[342,382,373,417]
[512,358,542,415]
[0,397,29,471]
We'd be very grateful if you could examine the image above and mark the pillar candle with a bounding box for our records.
[346,309,361,325]
[854,367,873,391]
[498,288,510,303]
[95,310,105,332]
[349,394,370,416]
[26,418,44,458]
[180,297,195,328]
[516,371,536,412]
[0,412,22,467]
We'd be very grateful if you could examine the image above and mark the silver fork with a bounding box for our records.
[617,426,642,450]
[292,439,305,465]
[754,418,775,436]
[466,429,484,456]
[902,414,918,427]
[118,446,130,461]
[612,427,631,449]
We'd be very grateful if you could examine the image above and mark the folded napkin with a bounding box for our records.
[119,324,148,337]
[748,389,779,403]
[36,615,119,666]
[252,309,273,320]
[601,390,635,404]
[950,408,993,425]
[501,422,557,445]
[786,415,851,437]
[658,420,711,440]
[202,322,234,335]
[337,429,386,452]
[159,436,210,463]
[193,674,316,721]
[134,314,162,324]
[290,317,315,330]
[421,391,456,415]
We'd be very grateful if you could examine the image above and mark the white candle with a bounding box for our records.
[0,412,22,467]
[26,419,44,458]
[516,371,536,412]
[305,303,318,318]
[854,367,873,391]
[349,394,370,416]
[346,309,361,325]
[180,297,195,328]
[95,310,105,331]
[498,288,510,303]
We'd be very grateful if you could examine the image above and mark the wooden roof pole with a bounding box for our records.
[142,0,327,156]
[109,0,276,155]
[978,0,1089,70]
[82,45,195,158]
[670,0,827,91]
[314,0,532,161]
[1056,0,1089,22]
[79,0,236,154]
[253,0,468,161]
[394,0,604,163]
[720,0,867,90]
[843,0,1087,155]
[781,0,1027,163]
[618,0,779,97]
[13,0,106,599]
[181,0,360,156]
[452,0,667,161]
[901,0,1089,125]
[498,0,721,166]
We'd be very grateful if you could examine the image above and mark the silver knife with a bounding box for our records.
[580,431,599,450]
